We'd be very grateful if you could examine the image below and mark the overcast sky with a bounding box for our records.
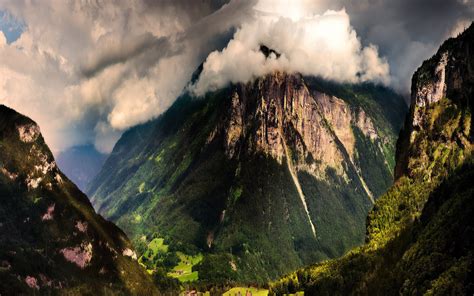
[0,0,472,154]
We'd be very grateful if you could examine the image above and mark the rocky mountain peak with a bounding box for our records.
[0,105,60,191]
[259,45,281,59]
[87,68,406,283]
[395,23,473,180]
[223,72,382,188]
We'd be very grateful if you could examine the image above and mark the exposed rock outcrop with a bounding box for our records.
[396,25,473,180]
[222,73,386,202]
[271,22,474,296]
[0,105,158,295]
[87,68,406,282]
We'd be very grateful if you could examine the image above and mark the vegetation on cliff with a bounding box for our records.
[87,72,406,284]
[270,23,474,296]
[0,105,159,295]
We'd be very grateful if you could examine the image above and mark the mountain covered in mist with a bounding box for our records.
[271,22,474,296]
[0,105,158,295]
[87,63,407,283]
[56,145,107,192]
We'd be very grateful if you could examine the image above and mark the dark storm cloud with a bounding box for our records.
[80,0,237,78]
[80,0,253,79]
[322,0,474,92]
[386,0,471,40]
[81,34,173,78]
[0,0,471,154]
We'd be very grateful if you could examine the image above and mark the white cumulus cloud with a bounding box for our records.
[0,0,255,153]
[0,31,6,47]
[190,7,390,96]
[0,0,471,154]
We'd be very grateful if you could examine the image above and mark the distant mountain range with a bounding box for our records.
[56,145,107,192]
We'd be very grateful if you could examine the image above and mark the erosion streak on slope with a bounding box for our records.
[320,112,375,205]
[357,169,375,204]
[280,132,317,237]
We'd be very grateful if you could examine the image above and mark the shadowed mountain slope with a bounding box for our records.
[270,22,474,296]
[0,105,159,295]
[88,71,406,283]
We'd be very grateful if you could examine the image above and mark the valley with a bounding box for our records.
[0,1,472,294]
[87,72,407,285]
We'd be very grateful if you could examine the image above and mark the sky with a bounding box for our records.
[0,10,23,43]
[0,0,472,155]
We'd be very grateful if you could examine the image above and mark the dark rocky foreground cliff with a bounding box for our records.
[87,69,406,283]
[0,105,158,295]
[270,23,474,296]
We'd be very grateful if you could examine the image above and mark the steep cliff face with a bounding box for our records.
[0,105,158,295]
[395,27,473,180]
[271,23,474,296]
[87,72,406,283]
[228,73,385,192]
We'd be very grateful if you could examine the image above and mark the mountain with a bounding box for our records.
[56,145,107,192]
[0,105,159,295]
[87,68,407,283]
[270,23,474,295]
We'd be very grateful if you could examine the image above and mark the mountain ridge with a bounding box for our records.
[0,104,159,295]
[56,144,107,192]
[270,22,474,296]
[87,71,406,283]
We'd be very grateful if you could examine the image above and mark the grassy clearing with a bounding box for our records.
[139,237,169,268]
[138,236,203,283]
[148,238,168,254]
[223,287,269,296]
[138,182,146,193]
[168,252,203,282]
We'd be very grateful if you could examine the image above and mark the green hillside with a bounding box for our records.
[270,23,474,296]
[87,72,406,284]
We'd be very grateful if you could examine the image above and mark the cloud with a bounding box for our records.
[94,120,123,155]
[0,0,254,153]
[191,8,389,96]
[324,0,474,92]
[0,0,471,154]
[0,30,6,46]
[193,0,474,95]
[449,19,472,37]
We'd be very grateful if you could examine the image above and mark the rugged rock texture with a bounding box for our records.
[87,71,406,283]
[0,105,158,295]
[271,23,474,296]
[234,73,382,181]
[395,26,473,181]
